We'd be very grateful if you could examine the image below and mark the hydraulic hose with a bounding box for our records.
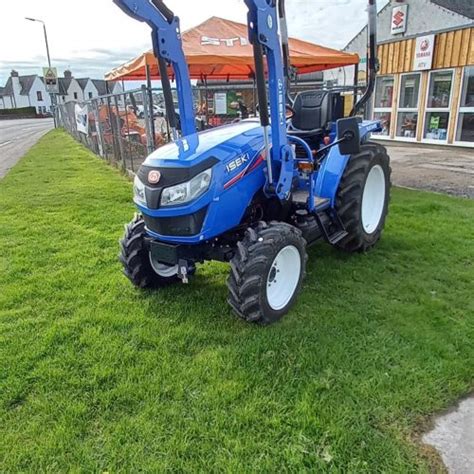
[158,55,178,138]
[252,42,273,185]
[150,0,174,23]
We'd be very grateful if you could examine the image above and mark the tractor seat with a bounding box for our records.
[288,90,343,139]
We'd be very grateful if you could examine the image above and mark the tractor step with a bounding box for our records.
[314,208,348,246]
[292,190,330,212]
[326,229,348,245]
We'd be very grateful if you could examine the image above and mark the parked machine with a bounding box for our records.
[116,0,391,324]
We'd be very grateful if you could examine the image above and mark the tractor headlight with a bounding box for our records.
[133,175,147,206]
[161,168,212,207]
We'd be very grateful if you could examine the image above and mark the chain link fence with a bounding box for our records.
[57,82,359,174]
[57,86,170,174]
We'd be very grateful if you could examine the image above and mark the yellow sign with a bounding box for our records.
[43,67,58,93]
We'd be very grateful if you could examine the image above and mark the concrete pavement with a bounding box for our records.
[0,118,54,178]
[375,140,474,198]
[423,397,474,474]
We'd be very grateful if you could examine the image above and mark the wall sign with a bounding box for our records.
[413,34,435,71]
[391,5,408,35]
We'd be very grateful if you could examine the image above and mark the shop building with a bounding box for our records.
[332,0,474,147]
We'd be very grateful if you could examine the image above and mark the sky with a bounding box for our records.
[0,0,388,85]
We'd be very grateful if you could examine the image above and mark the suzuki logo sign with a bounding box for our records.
[391,5,408,35]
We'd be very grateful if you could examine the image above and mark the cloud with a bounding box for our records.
[1,0,388,85]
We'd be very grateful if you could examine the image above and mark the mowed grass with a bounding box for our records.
[0,129,473,472]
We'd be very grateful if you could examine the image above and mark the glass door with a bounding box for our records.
[395,73,421,140]
[372,75,394,138]
[455,66,474,146]
[423,69,453,143]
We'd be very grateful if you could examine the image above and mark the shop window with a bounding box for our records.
[396,112,418,138]
[456,113,474,142]
[424,112,449,140]
[373,112,391,136]
[374,76,394,108]
[424,69,453,142]
[427,70,453,108]
[372,75,394,137]
[399,74,421,109]
[455,66,474,144]
[396,73,421,139]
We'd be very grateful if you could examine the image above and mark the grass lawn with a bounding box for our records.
[0,130,473,472]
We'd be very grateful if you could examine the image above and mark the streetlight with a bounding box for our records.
[25,17,52,68]
[25,17,56,126]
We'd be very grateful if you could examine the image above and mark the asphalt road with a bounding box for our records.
[0,118,54,178]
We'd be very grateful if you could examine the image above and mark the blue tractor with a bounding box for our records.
[117,0,391,324]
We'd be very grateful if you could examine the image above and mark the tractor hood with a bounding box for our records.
[135,119,268,216]
[143,120,263,170]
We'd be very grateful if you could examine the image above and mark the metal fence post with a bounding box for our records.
[145,64,156,149]
[106,95,119,164]
[123,92,134,172]
[141,85,154,155]
[92,99,105,158]
[113,95,126,170]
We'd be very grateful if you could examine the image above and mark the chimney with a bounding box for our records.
[64,70,72,79]
[10,70,19,77]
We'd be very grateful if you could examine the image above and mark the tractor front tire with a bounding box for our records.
[335,143,391,252]
[119,214,183,288]
[227,221,307,325]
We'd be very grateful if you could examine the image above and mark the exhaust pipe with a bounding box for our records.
[351,0,378,116]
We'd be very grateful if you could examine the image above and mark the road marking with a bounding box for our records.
[0,141,12,147]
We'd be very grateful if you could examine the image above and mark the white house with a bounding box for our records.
[0,71,51,114]
[57,71,84,104]
[1,69,125,112]
[56,71,123,103]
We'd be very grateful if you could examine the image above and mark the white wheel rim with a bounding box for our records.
[361,164,386,234]
[266,245,301,311]
[149,252,178,277]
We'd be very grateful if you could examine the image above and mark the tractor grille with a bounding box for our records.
[143,207,208,237]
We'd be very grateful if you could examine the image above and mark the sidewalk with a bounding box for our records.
[375,140,474,198]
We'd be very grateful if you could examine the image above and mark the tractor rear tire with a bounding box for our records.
[335,142,391,252]
[119,214,185,288]
[227,221,307,325]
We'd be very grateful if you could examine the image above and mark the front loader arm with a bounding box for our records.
[113,0,196,137]
[244,0,294,200]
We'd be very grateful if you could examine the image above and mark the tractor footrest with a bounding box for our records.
[314,207,348,246]
[293,190,330,212]
[326,230,348,245]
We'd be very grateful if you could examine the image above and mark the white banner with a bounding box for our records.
[214,92,227,115]
[413,34,435,71]
[75,104,89,134]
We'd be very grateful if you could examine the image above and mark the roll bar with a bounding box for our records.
[278,0,293,101]
[351,0,378,116]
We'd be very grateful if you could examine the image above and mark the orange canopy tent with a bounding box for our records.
[105,16,358,81]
